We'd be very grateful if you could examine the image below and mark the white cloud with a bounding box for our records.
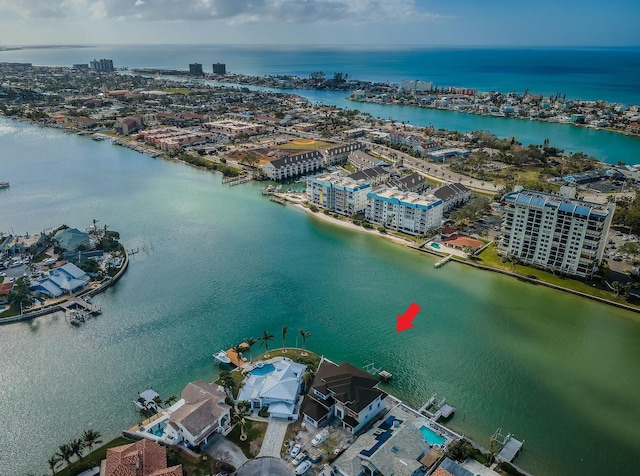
[0,0,447,24]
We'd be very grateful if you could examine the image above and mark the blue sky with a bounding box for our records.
[0,0,638,47]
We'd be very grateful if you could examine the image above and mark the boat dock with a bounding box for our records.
[60,297,102,324]
[364,363,393,382]
[493,428,524,462]
[418,394,456,421]
[434,254,453,268]
[270,196,286,205]
[223,175,252,186]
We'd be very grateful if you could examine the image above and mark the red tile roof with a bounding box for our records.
[103,439,182,476]
[443,236,483,250]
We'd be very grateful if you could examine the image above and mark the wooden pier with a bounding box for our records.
[434,254,453,268]
[223,175,252,186]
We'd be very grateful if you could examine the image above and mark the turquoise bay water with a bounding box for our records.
[1,118,640,475]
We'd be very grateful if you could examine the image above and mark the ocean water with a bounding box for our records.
[2,45,639,104]
[1,118,640,476]
[3,45,640,165]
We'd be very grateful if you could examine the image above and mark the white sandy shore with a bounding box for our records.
[288,201,415,247]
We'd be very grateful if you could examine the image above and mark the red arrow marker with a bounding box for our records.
[397,302,421,333]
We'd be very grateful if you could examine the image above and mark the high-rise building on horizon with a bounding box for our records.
[89,59,114,72]
[212,63,226,75]
[189,63,203,76]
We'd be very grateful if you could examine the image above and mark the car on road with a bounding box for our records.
[311,430,329,447]
[295,460,312,475]
[290,443,301,458]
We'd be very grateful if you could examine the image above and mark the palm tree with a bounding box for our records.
[219,370,235,399]
[82,429,102,457]
[233,401,250,440]
[56,443,74,467]
[47,455,61,476]
[260,330,275,356]
[232,343,246,366]
[163,395,178,408]
[281,326,288,352]
[299,328,311,355]
[244,337,258,362]
[70,438,85,462]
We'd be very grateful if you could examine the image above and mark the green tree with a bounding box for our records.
[47,455,61,476]
[219,370,235,399]
[81,429,102,457]
[260,330,275,355]
[244,337,258,362]
[231,343,246,366]
[281,326,288,352]
[56,443,74,467]
[70,438,85,461]
[299,329,311,354]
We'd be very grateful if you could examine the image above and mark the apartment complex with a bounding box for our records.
[307,174,372,215]
[366,188,444,235]
[189,63,203,76]
[212,63,226,75]
[89,58,114,72]
[500,189,614,278]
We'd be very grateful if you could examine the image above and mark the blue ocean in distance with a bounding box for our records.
[2,45,640,105]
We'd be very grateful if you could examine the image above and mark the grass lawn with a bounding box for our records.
[475,244,638,307]
[276,139,333,150]
[252,348,321,370]
[55,436,132,476]
[0,303,20,318]
[227,420,268,458]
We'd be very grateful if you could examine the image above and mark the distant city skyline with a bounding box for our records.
[0,0,639,47]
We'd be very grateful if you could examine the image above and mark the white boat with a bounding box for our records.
[134,389,161,413]
[213,350,231,364]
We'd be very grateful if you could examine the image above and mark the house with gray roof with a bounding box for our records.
[432,183,471,212]
[333,411,431,476]
[165,380,231,448]
[302,358,386,434]
[237,357,306,419]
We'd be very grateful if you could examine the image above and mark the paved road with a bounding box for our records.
[257,418,289,458]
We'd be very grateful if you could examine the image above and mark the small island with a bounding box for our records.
[0,222,127,323]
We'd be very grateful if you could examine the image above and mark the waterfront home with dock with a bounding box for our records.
[302,359,387,434]
[237,357,306,419]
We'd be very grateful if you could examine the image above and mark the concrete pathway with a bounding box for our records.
[202,433,248,470]
[257,417,290,458]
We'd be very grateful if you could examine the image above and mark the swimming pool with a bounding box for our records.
[251,363,276,375]
[430,243,441,249]
[420,425,446,446]
[149,421,166,437]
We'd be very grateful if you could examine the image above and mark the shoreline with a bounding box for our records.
[281,196,640,316]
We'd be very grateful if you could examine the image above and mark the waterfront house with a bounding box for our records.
[0,281,14,305]
[365,188,443,235]
[53,227,91,254]
[101,438,182,476]
[164,380,232,447]
[29,262,90,298]
[237,357,306,419]
[307,174,372,216]
[302,359,387,434]
[333,412,431,476]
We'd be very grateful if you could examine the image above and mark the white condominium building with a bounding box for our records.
[307,174,372,216]
[500,189,615,278]
[365,188,444,235]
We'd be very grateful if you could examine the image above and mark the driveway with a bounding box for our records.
[258,418,290,458]
[202,433,248,470]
